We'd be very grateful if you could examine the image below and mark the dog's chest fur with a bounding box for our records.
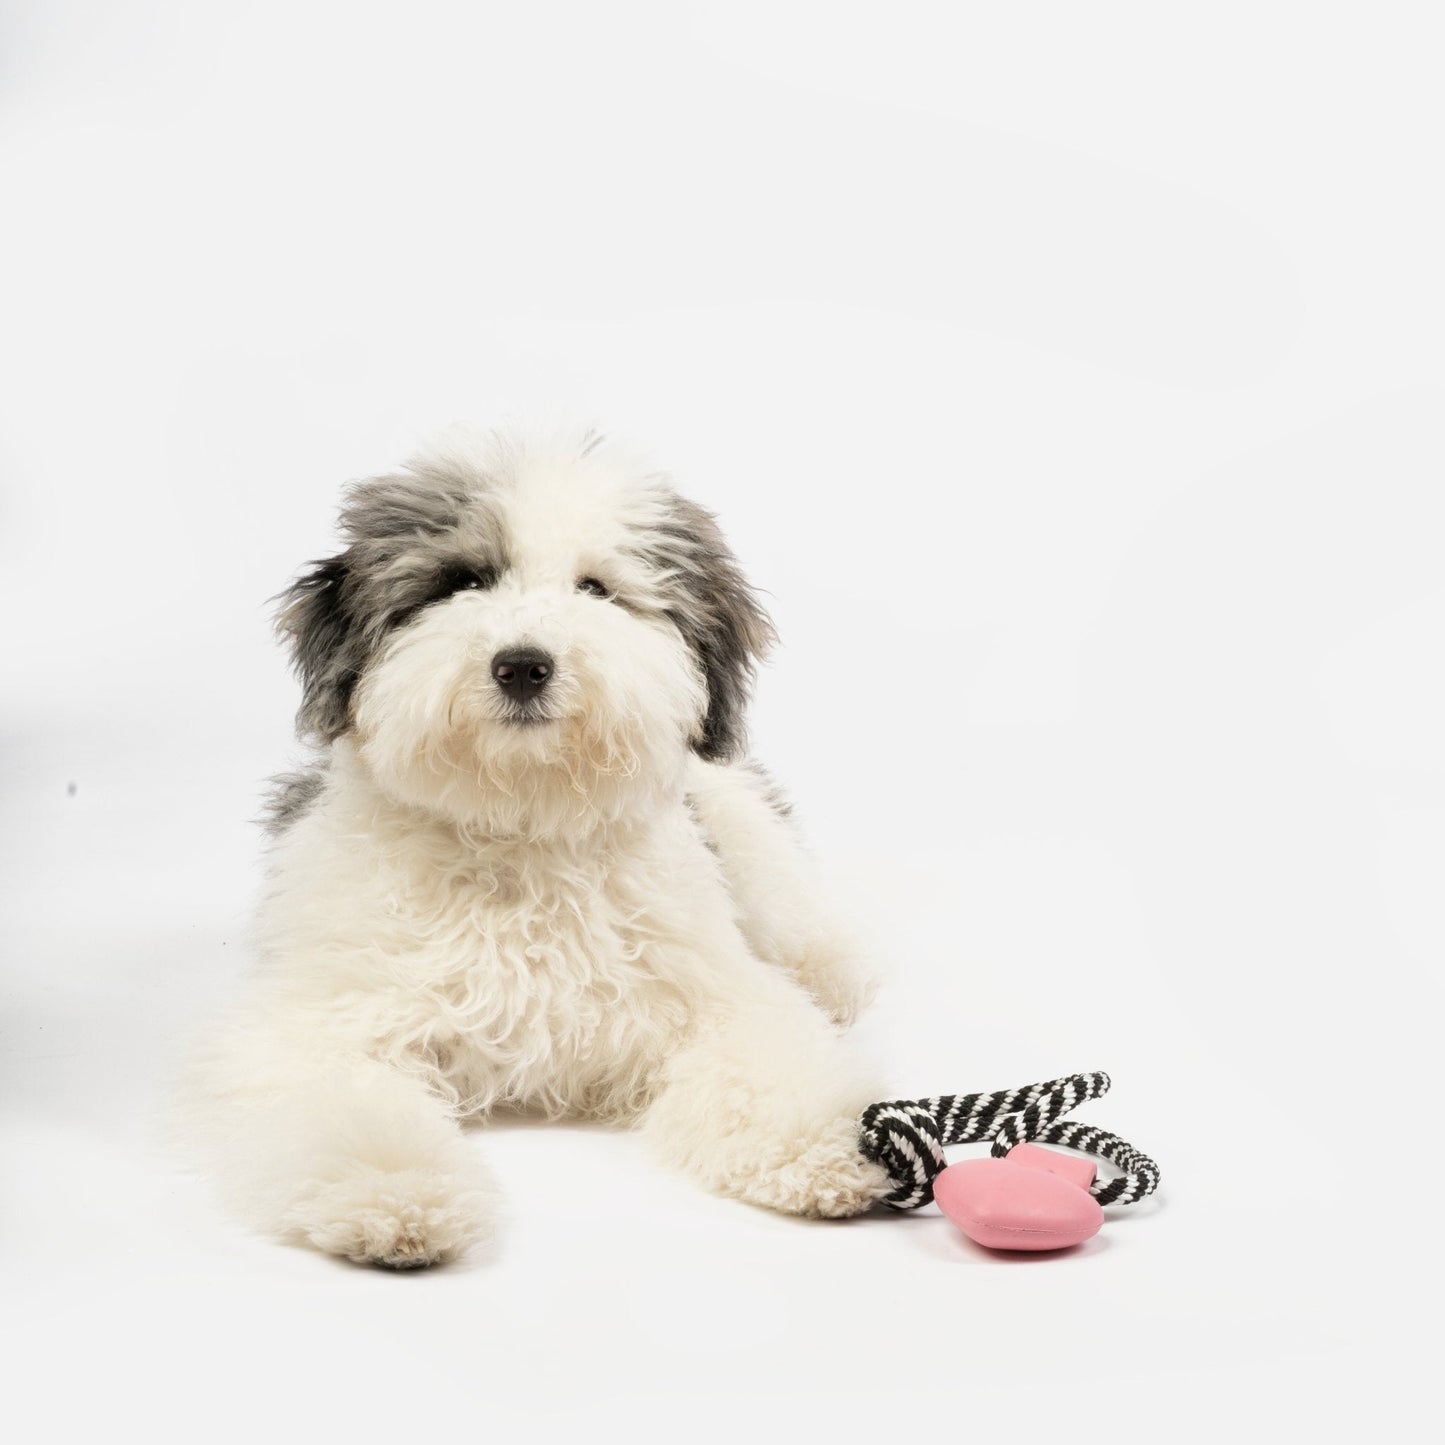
[411,827,711,1115]
[265,753,729,1120]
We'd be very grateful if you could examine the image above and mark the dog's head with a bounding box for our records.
[277,427,774,835]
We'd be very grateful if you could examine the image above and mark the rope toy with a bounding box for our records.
[858,1071,1160,1249]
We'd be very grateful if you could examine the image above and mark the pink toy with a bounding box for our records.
[933,1144,1105,1251]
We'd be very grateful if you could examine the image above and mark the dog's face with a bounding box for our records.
[278,429,774,835]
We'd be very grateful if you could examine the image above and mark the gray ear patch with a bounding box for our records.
[276,553,362,742]
[644,495,776,761]
[275,467,484,742]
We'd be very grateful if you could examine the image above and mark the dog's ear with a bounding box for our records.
[275,553,365,742]
[658,497,776,761]
[272,468,475,743]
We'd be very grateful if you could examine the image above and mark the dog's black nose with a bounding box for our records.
[491,648,554,702]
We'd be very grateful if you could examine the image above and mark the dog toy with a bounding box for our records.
[858,1071,1160,1251]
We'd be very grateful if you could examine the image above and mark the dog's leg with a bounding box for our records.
[639,972,892,1217]
[685,757,877,1026]
[179,1032,497,1269]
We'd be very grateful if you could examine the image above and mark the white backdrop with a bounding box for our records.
[2,2,1439,1439]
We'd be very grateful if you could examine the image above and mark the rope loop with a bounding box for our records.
[858,1070,1160,1210]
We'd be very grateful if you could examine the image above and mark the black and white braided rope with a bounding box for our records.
[858,1071,1161,1210]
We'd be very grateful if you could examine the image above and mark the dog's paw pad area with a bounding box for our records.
[742,1121,894,1219]
[286,1170,488,1269]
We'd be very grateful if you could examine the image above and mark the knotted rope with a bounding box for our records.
[858,1070,1161,1210]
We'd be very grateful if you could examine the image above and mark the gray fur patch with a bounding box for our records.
[262,766,328,834]
[636,494,776,761]
[682,791,722,854]
[276,462,507,741]
[741,757,794,820]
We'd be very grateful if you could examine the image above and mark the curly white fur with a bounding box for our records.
[178,426,888,1268]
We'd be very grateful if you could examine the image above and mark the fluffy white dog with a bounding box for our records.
[182,425,891,1267]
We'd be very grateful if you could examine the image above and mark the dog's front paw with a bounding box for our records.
[751,1119,893,1219]
[285,1166,496,1269]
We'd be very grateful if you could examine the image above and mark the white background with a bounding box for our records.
[2,2,1440,1439]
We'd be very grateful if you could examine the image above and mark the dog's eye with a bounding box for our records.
[576,577,611,599]
[442,565,498,595]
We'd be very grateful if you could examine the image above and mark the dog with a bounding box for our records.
[181,424,891,1267]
